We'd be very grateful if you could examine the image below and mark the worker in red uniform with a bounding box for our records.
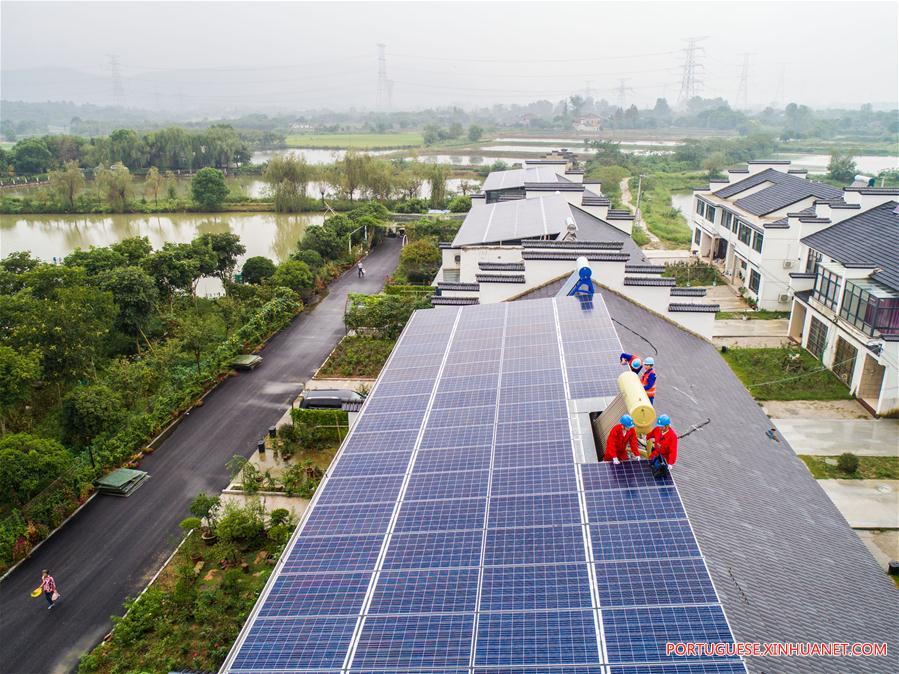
[647,414,678,465]
[604,415,640,463]
[640,356,657,405]
[619,352,643,375]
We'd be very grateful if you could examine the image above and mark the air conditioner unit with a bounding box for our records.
[782,260,796,269]
[778,293,791,303]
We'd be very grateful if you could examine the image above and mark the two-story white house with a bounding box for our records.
[690,160,844,310]
[786,194,899,416]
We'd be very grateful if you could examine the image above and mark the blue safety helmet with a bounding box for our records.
[630,358,642,370]
[644,356,655,367]
[657,414,671,427]
[620,414,635,428]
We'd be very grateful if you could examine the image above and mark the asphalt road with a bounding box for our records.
[0,237,402,674]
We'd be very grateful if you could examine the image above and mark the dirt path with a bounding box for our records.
[619,176,661,245]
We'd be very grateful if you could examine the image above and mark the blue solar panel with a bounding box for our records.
[581,460,674,490]
[594,557,718,607]
[353,614,474,669]
[223,297,745,674]
[280,535,384,573]
[474,610,599,666]
[490,464,578,496]
[405,469,489,501]
[590,520,701,562]
[480,564,593,611]
[394,498,486,533]
[329,449,412,478]
[485,525,587,566]
[488,492,582,529]
[259,572,370,617]
[603,605,735,665]
[584,487,687,523]
[230,616,356,670]
[383,530,483,569]
[370,568,479,615]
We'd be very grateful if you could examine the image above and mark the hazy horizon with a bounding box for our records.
[2,1,898,114]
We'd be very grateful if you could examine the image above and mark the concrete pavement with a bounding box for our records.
[773,417,899,457]
[818,480,899,528]
[0,238,401,674]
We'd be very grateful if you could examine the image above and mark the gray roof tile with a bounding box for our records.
[714,169,842,216]
[801,201,899,291]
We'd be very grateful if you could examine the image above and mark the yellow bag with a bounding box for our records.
[30,587,42,598]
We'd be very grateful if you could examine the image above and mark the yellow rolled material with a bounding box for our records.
[617,370,656,430]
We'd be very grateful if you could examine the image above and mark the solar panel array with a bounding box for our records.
[223,296,746,674]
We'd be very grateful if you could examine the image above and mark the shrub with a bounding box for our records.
[447,195,472,212]
[191,167,229,211]
[0,434,71,508]
[286,408,349,449]
[837,452,860,474]
[179,517,202,533]
[241,256,276,285]
[281,460,323,498]
[215,501,265,544]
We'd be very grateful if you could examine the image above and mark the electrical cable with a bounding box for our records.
[611,318,659,356]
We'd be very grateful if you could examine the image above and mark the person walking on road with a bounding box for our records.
[603,415,640,464]
[357,262,365,278]
[41,569,59,609]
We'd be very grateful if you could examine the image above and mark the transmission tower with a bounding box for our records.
[584,80,594,99]
[677,36,707,106]
[736,53,750,110]
[616,78,634,110]
[376,43,392,111]
[108,54,125,107]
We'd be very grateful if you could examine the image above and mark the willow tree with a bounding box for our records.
[264,155,315,212]
[48,160,85,211]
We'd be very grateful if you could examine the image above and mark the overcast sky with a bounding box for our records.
[2,1,897,112]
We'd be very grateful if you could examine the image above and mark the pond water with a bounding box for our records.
[670,193,694,218]
[774,153,898,175]
[0,212,324,295]
[251,148,395,165]
[415,155,527,166]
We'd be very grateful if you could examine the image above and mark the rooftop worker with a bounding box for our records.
[647,414,678,466]
[640,356,657,405]
[603,414,640,464]
[619,352,643,375]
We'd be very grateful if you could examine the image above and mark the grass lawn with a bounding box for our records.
[800,455,899,480]
[318,335,396,378]
[721,347,852,401]
[633,172,704,248]
[285,132,423,149]
[716,310,790,320]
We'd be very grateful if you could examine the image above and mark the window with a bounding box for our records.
[722,211,733,230]
[814,268,842,311]
[731,216,740,233]
[839,280,899,335]
[695,200,705,217]
[807,316,828,360]
[748,269,761,294]
[738,222,753,246]
[752,231,764,253]
[705,205,717,223]
[693,227,702,245]
[805,250,822,274]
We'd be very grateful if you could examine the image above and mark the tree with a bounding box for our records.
[95,162,133,212]
[62,384,127,449]
[48,160,84,211]
[447,195,472,213]
[426,164,449,208]
[447,122,464,139]
[1,251,41,275]
[191,167,229,210]
[64,246,127,276]
[0,434,71,508]
[111,237,153,266]
[396,239,441,284]
[291,249,323,270]
[101,266,158,339]
[828,152,857,182]
[702,151,727,179]
[299,224,343,261]
[241,256,276,285]
[467,124,483,142]
[144,243,203,301]
[12,137,53,174]
[192,232,246,281]
[0,346,40,433]
[271,260,314,294]
[144,166,164,206]
[174,311,226,375]
[264,155,315,212]
[423,125,441,146]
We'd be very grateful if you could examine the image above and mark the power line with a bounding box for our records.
[386,48,681,64]
[676,36,707,106]
[616,78,635,109]
[376,43,391,111]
